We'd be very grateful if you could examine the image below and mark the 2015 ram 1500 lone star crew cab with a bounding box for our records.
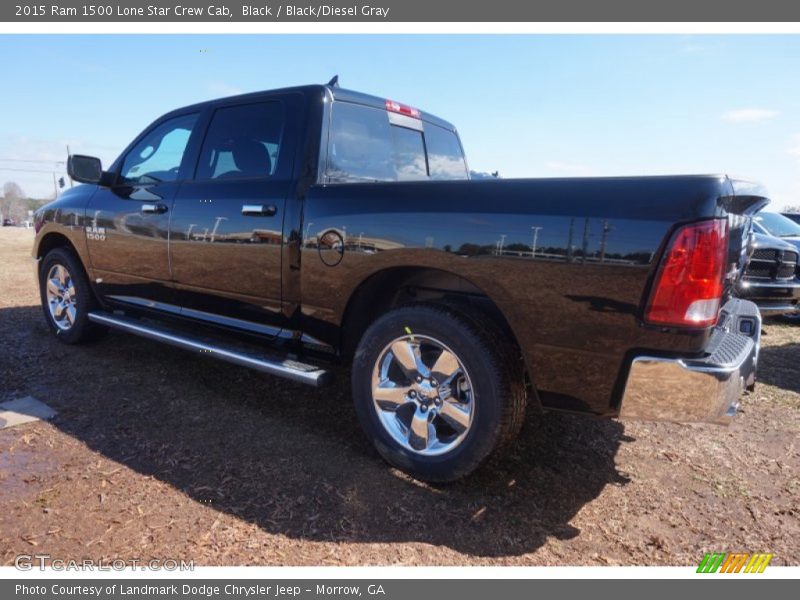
[33,82,764,481]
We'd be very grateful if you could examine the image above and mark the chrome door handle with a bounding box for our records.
[141,203,168,214]
[242,204,277,217]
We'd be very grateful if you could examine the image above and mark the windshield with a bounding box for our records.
[754,212,800,238]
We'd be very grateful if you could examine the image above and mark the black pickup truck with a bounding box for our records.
[34,82,764,481]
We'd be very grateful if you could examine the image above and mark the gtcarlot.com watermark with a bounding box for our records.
[14,554,194,571]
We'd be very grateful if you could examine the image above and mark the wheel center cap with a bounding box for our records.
[416,380,437,400]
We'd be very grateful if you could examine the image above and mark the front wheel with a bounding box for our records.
[39,247,104,344]
[352,304,526,482]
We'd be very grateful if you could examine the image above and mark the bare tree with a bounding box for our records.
[783,205,800,214]
[3,181,24,200]
[1,181,28,223]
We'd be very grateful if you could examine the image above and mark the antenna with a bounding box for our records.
[327,75,339,87]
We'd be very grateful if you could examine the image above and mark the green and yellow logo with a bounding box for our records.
[697,552,773,573]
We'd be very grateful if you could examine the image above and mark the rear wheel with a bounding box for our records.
[352,304,526,482]
[39,247,104,344]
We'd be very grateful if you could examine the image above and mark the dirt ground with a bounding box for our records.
[0,226,798,566]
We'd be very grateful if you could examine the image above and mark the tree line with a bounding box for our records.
[0,181,50,224]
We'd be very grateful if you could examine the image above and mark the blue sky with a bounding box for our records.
[0,34,798,209]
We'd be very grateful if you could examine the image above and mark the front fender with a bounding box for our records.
[32,185,97,276]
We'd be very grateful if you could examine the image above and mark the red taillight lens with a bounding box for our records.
[646,219,728,327]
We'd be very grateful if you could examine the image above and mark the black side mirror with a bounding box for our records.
[67,154,103,184]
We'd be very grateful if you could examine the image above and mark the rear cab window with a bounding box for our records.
[325,101,468,184]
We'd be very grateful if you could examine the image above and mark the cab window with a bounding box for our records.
[119,113,198,185]
[425,123,469,180]
[194,101,285,181]
[327,102,395,182]
[326,101,467,183]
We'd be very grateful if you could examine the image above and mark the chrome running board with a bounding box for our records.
[87,311,332,387]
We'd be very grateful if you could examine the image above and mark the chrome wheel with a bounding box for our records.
[371,334,474,456]
[45,264,77,331]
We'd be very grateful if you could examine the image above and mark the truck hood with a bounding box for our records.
[753,233,800,254]
[751,232,799,253]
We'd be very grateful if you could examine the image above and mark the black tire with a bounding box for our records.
[352,303,527,482]
[38,247,104,344]
[779,312,800,325]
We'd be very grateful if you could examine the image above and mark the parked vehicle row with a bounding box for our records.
[737,211,800,320]
[1,218,34,228]
[33,81,765,481]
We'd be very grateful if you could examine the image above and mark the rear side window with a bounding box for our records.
[326,102,467,183]
[195,101,285,180]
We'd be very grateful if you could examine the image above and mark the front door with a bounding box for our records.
[85,112,201,308]
[169,98,297,336]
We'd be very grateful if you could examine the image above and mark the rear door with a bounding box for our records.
[85,112,201,307]
[168,95,301,336]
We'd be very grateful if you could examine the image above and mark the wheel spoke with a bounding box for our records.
[431,349,460,383]
[373,382,413,411]
[45,264,76,331]
[390,340,427,378]
[437,400,470,434]
[408,409,432,451]
[47,278,61,296]
[372,333,474,457]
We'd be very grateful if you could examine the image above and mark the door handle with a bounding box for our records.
[242,204,277,217]
[141,202,168,214]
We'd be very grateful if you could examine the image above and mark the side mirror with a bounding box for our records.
[67,154,103,184]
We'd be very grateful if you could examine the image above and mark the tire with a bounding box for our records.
[38,247,104,344]
[352,303,527,482]
[779,312,800,324]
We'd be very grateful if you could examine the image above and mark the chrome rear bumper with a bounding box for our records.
[619,298,760,425]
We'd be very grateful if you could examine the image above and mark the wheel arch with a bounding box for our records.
[35,231,78,261]
[339,265,538,406]
[35,230,100,305]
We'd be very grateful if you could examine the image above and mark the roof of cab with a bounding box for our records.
[327,86,458,131]
[160,83,458,132]
[159,84,326,118]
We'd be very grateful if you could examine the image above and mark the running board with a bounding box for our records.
[87,311,332,387]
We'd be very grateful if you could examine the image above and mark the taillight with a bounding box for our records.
[385,99,421,119]
[646,219,729,327]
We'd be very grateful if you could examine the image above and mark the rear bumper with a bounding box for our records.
[736,278,800,315]
[619,298,760,425]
